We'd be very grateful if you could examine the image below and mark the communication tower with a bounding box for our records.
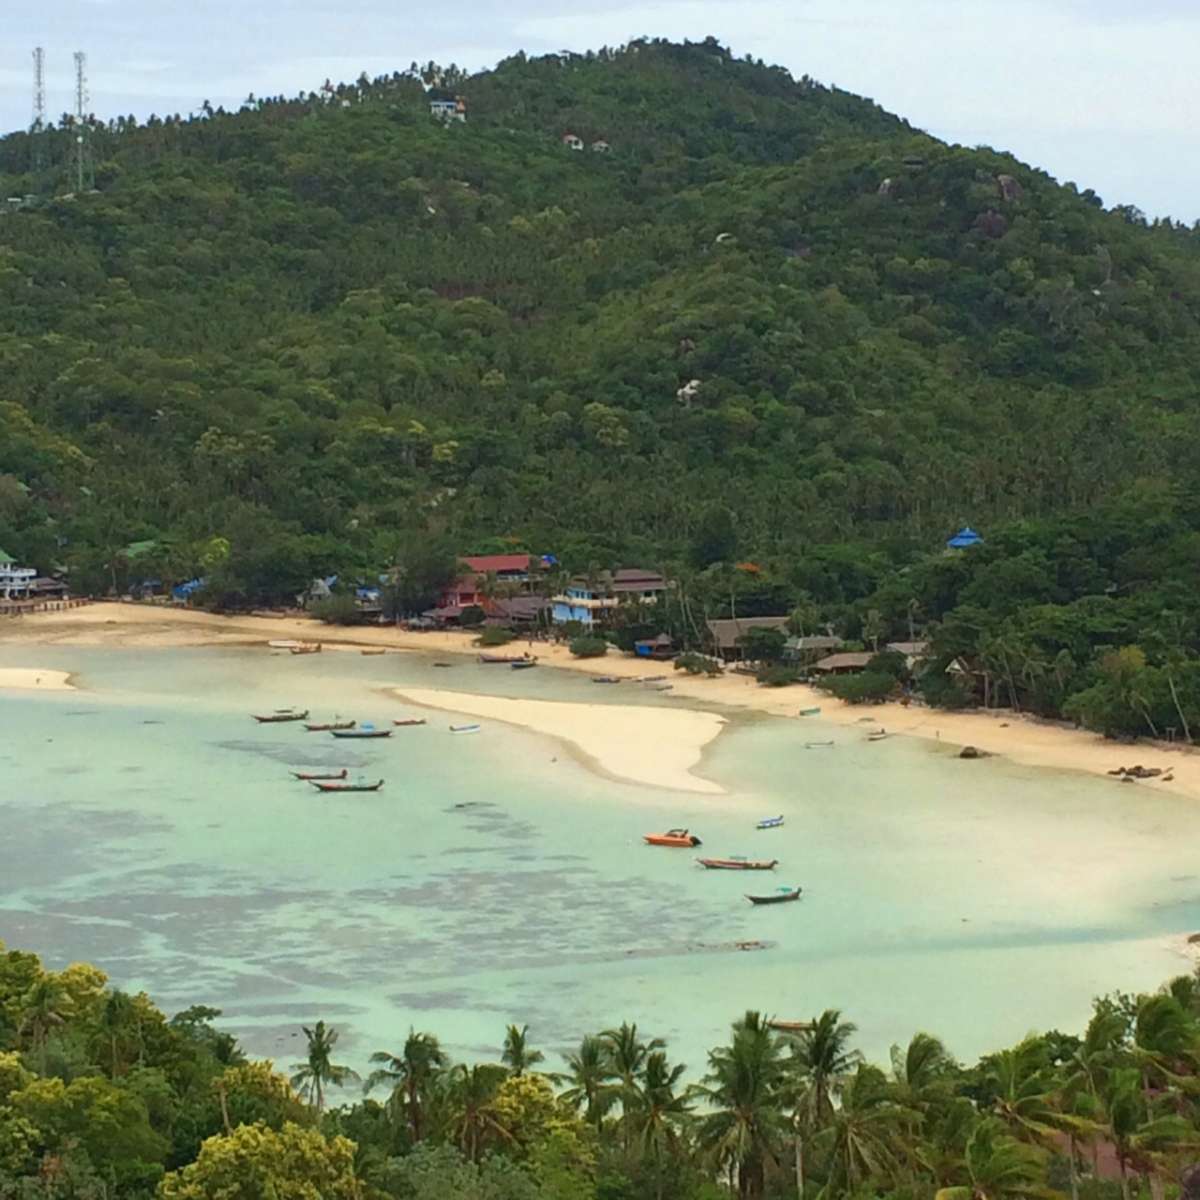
[72,50,95,192]
[31,47,47,172]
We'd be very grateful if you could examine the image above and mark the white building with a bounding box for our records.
[561,133,584,151]
[430,98,466,122]
[0,549,36,599]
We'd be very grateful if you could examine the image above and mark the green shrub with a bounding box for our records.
[675,652,723,677]
[867,650,908,680]
[569,636,608,658]
[477,626,514,647]
[460,605,486,627]
[736,626,787,663]
[756,664,801,687]
[556,620,586,641]
[819,671,897,704]
[310,594,361,625]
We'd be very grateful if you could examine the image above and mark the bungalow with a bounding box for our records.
[783,634,843,665]
[634,633,676,660]
[551,568,668,627]
[591,139,611,153]
[0,550,36,600]
[705,616,789,661]
[811,652,875,675]
[885,640,929,670]
[561,132,584,151]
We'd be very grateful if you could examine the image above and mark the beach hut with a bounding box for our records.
[783,634,843,665]
[811,652,875,676]
[634,633,676,660]
[705,616,789,662]
[946,527,983,550]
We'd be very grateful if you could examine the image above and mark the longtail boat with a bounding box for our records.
[393,718,428,727]
[644,829,702,848]
[290,768,348,781]
[798,706,821,716]
[361,649,386,656]
[268,639,301,650]
[747,887,802,905]
[867,730,890,742]
[805,740,835,749]
[289,643,322,655]
[450,723,481,734]
[697,857,778,871]
[767,1017,814,1031]
[510,659,538,670]
[478,653,525,664]
[305,719,355,732]
[252,709,308,724]
[310,778,384,793]
[756,815,784,830]
[331,727,391,739]
[591,675,621,684]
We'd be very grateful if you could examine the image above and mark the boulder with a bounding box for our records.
[959,745,989,759]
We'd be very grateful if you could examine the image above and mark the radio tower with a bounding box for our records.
[31,47,46,172]
[72,51,95,192]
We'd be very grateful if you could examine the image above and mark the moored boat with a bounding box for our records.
[450,723,481,734]
[747,887,802,905]
[510,659,538,670]
[798,706,821,716]
[311,778,384,793]
[361,648,386,656]
[268,639,302,650]
[305,720,355,732]
[591,675,621,684]
[253,709,308,724]
[644,829,702,848]
[330,726,392,739]
[756,816,784,830]
[867,730,890,742]
[697,857,778,871]
[393,718,428,727]
[478,653,528,664]
[805,740,835,749]
[767,1018,814,1031]
[289,643,322,655]
[290,768,348,781]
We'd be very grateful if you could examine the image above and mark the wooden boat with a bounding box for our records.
[592,675,621,684]
[310,779,384,793]
[361,649,386,656]
[747,887,802,905]
[478,653,525,664]
[805,740,835,749]
[798,707,821,716]
[510,659,538,670]
[450,723,481,734]
[305,720,355,732]
[644,829,702,848]
[252,709,309,724]
[330,727,392,739]
[639,675,667,683]
[393,718,428,727]
[650,684,674,692]
[268,639,302,650]
[767,1018,815,1032]
[289,643,322,655]
[756,815,784,830]
[433,662,453,668]
[290,768,348,781]
[698,857,778,871]
[867,730,890,742]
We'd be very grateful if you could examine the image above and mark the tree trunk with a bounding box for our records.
[1167,669,1192,743]
[1119,1157,1130,1200]
[795,1129,805,1200]
[1068,1133,1079,1200]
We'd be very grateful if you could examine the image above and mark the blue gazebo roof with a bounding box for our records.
[947,526,983,549]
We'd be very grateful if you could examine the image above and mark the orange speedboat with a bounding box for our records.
[643,828,702,848]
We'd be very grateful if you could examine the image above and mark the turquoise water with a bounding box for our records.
[2,643,1199,1080]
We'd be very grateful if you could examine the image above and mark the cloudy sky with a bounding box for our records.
[3,0,1195,223]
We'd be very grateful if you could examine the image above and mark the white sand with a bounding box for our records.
[393,687,727,795]
[0,668,74,691]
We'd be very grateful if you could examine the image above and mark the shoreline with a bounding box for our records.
[0,667,75,691]
[1,602,1196,801]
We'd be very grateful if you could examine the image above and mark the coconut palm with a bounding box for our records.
[891,1031,957,1106]
[813,1063,913,1195]
[18,977,70,1074]
[441,1062,511,1162]
[1132,993,1197,1090]
[93,989,139,1080]
[1106,1066,1194,1200]
[559,1034,617,1129]
[934,1117,1046,1200]
[983,1037,1057,1145]
[501,1024,544,1076]
[289,1020,359,1113]
[625,1050,692,1200]
[366,1030,448,1142]
[694,1011,790,1200]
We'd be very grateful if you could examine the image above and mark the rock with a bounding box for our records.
[959,745,989,759]
[1188,933,1200,945]
[997,174,1024,202]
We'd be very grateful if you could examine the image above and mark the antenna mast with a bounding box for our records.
[31,47,46,171]
[72,50,95,192]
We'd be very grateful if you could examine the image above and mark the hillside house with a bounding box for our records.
[946,526,983,550]
[705,616,789,661]
[552,568,668,627]
[430,97,466,122]
[886,640,929,670]
[783,634,843,665]
[561,133,584,151]
[591,139,611,153]
[0,550,36,599]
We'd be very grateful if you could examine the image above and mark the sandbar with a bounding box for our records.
[393,687,726,795]
[0,668,74,691]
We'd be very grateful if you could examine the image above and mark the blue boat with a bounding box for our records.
[756,815,784,830]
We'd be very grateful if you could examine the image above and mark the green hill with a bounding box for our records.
[1,39,1199,635]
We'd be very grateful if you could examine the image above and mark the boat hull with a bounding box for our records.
[746,889,802,904]
[253,710,308,723]
[698,858,778,870]
[290,769,348,781]
[644,834,702,848]
[311,780,383,793]
[330,730,392,739]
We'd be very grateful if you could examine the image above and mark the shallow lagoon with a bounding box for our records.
[2,643,1198,1076]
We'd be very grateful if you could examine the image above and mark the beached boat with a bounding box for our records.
[650,683,674,692]
[360,649,386,656]
[747,887,802,905]
[767,1018,814,1032]
[450,723,481,734]
[591,676,622,684]
[510,660,538,670]
[639,675,667,683]
[252,709,309,724]
[290,768,348,781]
[268,639,302,650]
[698,857,778,871]
[756,816,784,830]
[393,718,428,727]
[305,720,355,732]
[330,727,392,739]
[644,829,702,848]
[310,778,384,793]
[798,707,821,716]
[289,643,322,655]
[478,653,527,664]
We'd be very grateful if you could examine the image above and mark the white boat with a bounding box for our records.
[268,639,302,650]
[450,723,481,734]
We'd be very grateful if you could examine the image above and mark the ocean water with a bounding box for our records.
[2,643,1199,1081]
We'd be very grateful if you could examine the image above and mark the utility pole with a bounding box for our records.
[31,47,46,172]
[72,50,95,192]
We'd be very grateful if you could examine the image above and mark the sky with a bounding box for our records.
[2,0,1195,223]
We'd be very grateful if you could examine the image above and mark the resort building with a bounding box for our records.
[0,550,36,599]
[430,97,467,122]
[633,633,676,660]
[886,640,930,670]
[810,652,875,675]
[705,616,790,661]
[783,634,843,665]
[551,568,668,627]
[427,553,555,624]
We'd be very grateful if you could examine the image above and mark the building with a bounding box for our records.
[430,97,466,122]
[783,634,843,665]
[634,633,676,660]
[885,640,929,670]
[946,526,983,550]
[811,652,875,675]
[551,568,668,627]
[437,554,544,611]
[0,550,36,600]
[705,616,790,661]
[561,133,584,151]
[591,139,611,153]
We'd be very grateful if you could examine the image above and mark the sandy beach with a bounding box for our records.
[0,667,74,691]
[0,602,1194,801]
[394,686,727,794]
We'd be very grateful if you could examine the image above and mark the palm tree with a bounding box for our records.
[626,1050,692,1200]
[289,1020,359,1114]
[18,977,70,1074]
[601,1021,665,1099]
[1105,1067,1194,1200]
[984,1037,1057,1146]
[501,1024,544,1076]
[934,1117,1046,1200]
[813,1063,912,1195]
[694,1011,790,1200]
[1132,993,1197,1091]
[94,989,139,1080]
[366,1030,448,1143]
[788,1008,862,1197]
[559,1034,617,1129]
[441,1062,511,1162]
[891,1031,956,1104]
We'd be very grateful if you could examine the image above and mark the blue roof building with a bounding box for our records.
[946,527,983,550]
